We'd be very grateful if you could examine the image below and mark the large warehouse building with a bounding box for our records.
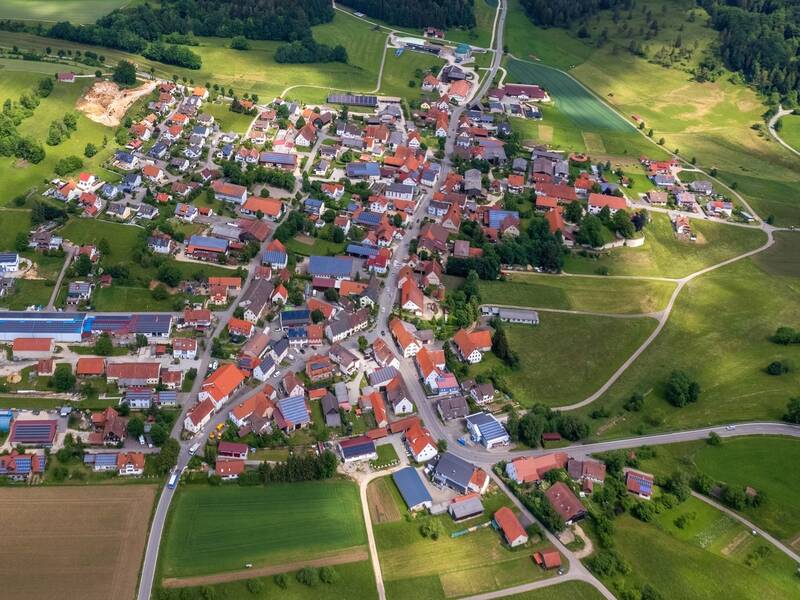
[0,312,174,342]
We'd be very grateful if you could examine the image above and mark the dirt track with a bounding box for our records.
[161,546,369,588]
[76,80,156,126]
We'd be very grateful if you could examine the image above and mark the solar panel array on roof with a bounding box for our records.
[468,413,508,443]
[157,391,178,405]
[89,315,132,333]
[131,314,173,335]
[628,472,653,494]
[488,209,520,230]
[277,395,310,426]
[10,420,57,444]
[0,312,85,340]
[84,453,118,469]
[328,94,378,107]
[346,244,379,258]
[339,436,376,459]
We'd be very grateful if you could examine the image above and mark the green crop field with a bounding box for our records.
[578,258,800,439]
[597,497,800,600]
[0,0,128,23]
[475,273,676,315]
[0,71,117,204]
[467,316,656,407]
[564,213,767,278]
[167,560,377,600]
[160,481,367,578]
[372,478,557,600]
[635,436,800,543]
[777,114,800,153]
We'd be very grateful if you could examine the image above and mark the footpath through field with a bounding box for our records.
[161,546,369,588]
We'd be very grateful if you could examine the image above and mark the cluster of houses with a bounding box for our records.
[641,156,748,222]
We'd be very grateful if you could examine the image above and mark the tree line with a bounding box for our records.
[518,0,633,28]
[338,0,475,28]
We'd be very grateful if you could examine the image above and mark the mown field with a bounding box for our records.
[0,486,157,600]
[445,0,498,49]
[505,581,606,600]
[563,213,767,278]
[468,316,656,407]
[595,496,800,600]
[578,257,800,438]
[636,436,800,544]
[752,232,800,278]
[474,273,676,315]
[202,102,256,134]
[160,481,367,578]
[0,0,128,23]
[777,113,800,153]
[380,50,445,101]
[371,477,558,600]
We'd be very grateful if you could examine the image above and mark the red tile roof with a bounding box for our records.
[494,507,527,544]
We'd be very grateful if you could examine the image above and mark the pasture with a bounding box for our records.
[599,497,800,600]
[0,0,128,23]
[636,436,800,544]
[579,258,800,438]
[474,273,676,315]
[752,231,800,278]
[372,478,558,600]
[380,51,445,100]
[563,213,767,278]
[777,113,800,153]
[506,581,606,600]
[159,481,367,578]
[0,485,156,600]
[468,316,657,408]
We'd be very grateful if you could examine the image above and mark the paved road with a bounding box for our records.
[767,106,800,158]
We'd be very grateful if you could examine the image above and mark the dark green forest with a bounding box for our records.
[337,0,475,28]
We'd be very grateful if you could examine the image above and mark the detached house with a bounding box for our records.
[452,328,492,364]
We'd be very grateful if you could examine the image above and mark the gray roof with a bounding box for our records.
[449,496,484,520]
[438,395,469,420]
[433,452,475,490]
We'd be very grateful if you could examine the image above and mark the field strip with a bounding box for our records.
[161,546,369,588]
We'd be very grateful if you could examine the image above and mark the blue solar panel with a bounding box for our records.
[277,395,309,425]
[488,210,519,230]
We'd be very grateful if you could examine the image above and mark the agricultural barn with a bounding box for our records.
[392,467,432,511]
[10,420,58,446]
[0,312,85,342]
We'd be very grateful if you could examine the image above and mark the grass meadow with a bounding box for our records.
[596,496,800,600]
[563,213,767,278]
[578,258,800,438]
[160,481,367,578]
[371,477,558,600]
[0,0,128,23]
[504,582,606,600]
[776,114,800,152]
[635,436,800,544]
[474,273,676,314]
[467,316,657,407]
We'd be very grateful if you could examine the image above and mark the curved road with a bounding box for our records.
[767,106,800,158]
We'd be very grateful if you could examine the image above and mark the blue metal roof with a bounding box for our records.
[488,210,519,230]
[277,395,310,426]
[305,198,324,209]
[346,244,379,258]
[308,256,354,278]
[188,235,228,251]
[0,312,85,335]
[346,162,380,177]
[393,467,432,509]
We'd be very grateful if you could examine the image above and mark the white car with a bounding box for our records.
[725,425,736,431]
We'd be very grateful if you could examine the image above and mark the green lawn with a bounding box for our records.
[636,436,800,543]
[160,481,367,578]
[0,72,118,204]
[370,444,399,469]
[475,274,676,315]
[468,316,656,407]
[445,0,497,49]
[578,258,800,438]
[0,279,54,309]
[596,497,800,600]
[202,102,256,134]
[0,209,31,251]
[92,285,177,312]
[380,51,445,101]
[286,236,347,257]
[0,0,128,23]
[563,213,767,278]
[777,113,800,153]
[373,478,558,599]
[166,560,377,600]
